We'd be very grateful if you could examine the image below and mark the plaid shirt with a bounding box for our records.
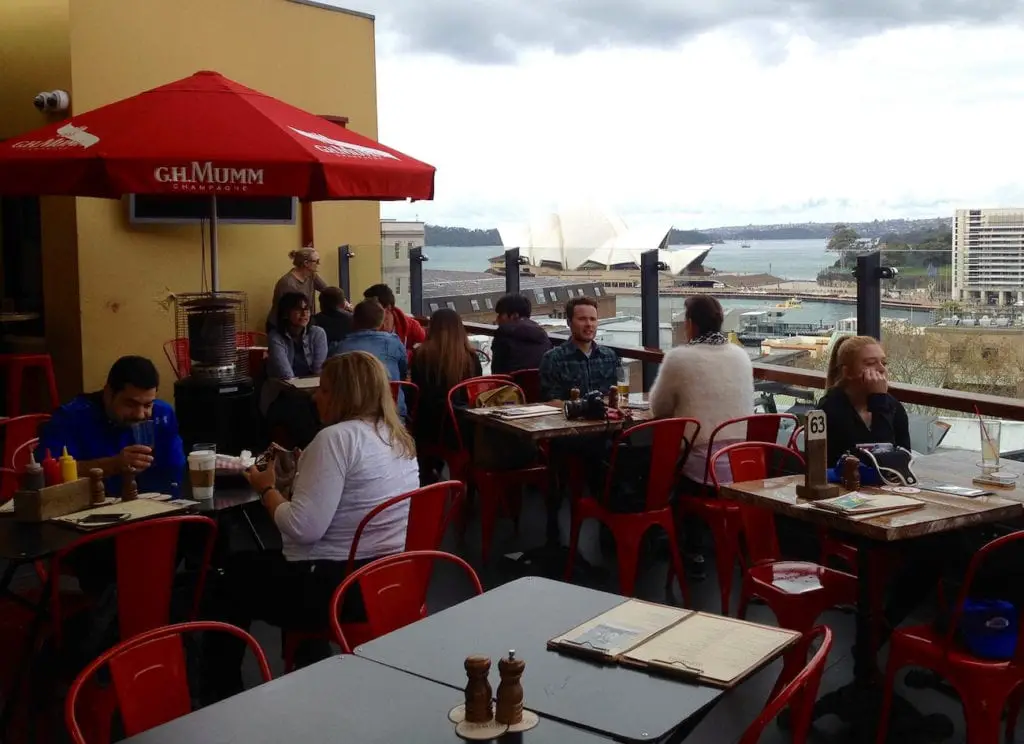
[538,340,619,401]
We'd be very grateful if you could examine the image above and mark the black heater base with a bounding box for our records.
[174,376,258,456]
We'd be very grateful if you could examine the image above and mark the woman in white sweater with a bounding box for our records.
[649,295,754,482]
[206,351,419,699]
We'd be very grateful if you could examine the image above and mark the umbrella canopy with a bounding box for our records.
[0,70,434,201]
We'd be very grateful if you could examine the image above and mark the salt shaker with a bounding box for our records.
[841,455,861,491]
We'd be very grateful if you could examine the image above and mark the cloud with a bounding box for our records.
[341,0,1023,64]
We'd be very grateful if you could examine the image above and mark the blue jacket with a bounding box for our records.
[339,330,408,418]
[38,393,186,498]
[267,325,328,379]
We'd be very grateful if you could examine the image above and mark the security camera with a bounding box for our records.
[33,90,70,114]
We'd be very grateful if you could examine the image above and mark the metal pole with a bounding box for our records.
[409,246,427,318]
[209,196,219,292]
[855,251,882,340]
[337,244,354,300]
[504,247,521,296]
[640,249,660,391]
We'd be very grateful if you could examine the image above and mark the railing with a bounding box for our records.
[462,321,1024,421]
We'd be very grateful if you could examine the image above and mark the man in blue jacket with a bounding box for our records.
[39,355,186,498]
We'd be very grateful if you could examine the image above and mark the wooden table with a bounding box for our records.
[461,395,651,441]
[122,654,613,744]
[719,448,1024,741]
[356,577,728,743]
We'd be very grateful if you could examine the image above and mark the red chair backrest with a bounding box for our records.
[602,418,701,511]
[390,380,420,425]
[65,621,271,743]
[704,413,800,482]
[330,550,483,653]
[445,377,525,451]
[710,442,806,565]
[50,515,217,646]
[789,425,805,454]
[163,338,190,379]
[1,414,50,501]
[346,480,463,573]
[738,626,833,744]
[508,369,541,403]
[236,330,268,348]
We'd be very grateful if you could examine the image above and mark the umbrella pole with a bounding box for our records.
[209,195,219,292]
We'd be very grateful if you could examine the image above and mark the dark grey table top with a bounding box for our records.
[121,655,611,744]
[356,577,724,743]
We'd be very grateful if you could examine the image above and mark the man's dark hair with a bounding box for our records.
[276,292,310,331]
[320,286,346,313]
[684,295,725,336]
[565,295,599,321]
[363,283,396,308]
[495,293,532,319]
[352,299,385,331]
[107,356,159,393]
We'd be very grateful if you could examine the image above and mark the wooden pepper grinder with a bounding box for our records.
[121,466,138,502]
[495,650,525,726]
[463,655,493,724]
[841,455,861,491]
[89,468,106,506]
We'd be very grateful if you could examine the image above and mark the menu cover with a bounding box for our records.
[811,491,923,516]
[548,600,799,688]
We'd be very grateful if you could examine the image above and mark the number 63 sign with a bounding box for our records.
[797,411,841,501]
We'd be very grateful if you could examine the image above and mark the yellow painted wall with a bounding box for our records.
[0,0,83,398]
[64,0,381,391]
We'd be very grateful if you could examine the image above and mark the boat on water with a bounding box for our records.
[740,241,751,249]
[775,297,802,309]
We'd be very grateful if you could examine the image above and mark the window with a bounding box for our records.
[548,291,558,302]
[394,242,401,259]
[470,299,481,311]
[429,303,440,312]
[395,277,401,294]
[533,289,546,305]
[484,298,494,309]
[593,286,603,296]
[446,301,456,310]
[407,241,414,249]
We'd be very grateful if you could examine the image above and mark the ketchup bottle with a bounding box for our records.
[41,449,61,487]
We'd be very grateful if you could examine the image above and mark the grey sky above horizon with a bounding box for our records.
[328,0,1024,229]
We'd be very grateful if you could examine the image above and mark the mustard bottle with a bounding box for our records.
[59,446,78,483]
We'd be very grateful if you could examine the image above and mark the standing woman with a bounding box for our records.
[206,351,419,699]
[818,335,911,464]
[410,308,482,470]
[266,247,327,331]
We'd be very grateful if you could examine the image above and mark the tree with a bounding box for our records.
[827,224,860,254]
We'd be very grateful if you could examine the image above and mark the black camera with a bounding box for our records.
[563,390,607,421]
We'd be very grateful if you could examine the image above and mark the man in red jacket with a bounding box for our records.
[363,283,426,358]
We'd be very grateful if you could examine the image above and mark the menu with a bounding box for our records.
[547,599,690,660]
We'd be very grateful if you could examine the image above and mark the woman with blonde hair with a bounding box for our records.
[206,351,419,697]
[818,334,910,464]
[266,246,327,330]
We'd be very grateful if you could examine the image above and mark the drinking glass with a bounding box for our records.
[616,365,630,399]
[980,420,1001,473]
[130,420,155,449]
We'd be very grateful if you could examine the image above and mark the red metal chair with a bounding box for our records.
[675,413,800,615]
[390,380,420,429]
[330,550,483,653]
[710,442,856,698]
[281,480,462,672]
[508,368,541,403]
[0,414,49,502]
[50,516,218,743]
[0,354,59,416]
[566,418,701,603]
[163,338,190,379]
[236,330,268,347]
[65,621,271,744]
[738,626,834,744]
[878,530,1024,744]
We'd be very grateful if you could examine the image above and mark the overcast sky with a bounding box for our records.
[331,0,1024,229]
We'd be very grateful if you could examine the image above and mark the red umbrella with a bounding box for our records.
[0,70,435,289]
[0,70,435,201]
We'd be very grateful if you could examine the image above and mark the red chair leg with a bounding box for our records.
[476,473,501,563]
[1007,685,1023,742]
[963,690,1006,744]
[43,362,58,411]
[713,510,740,616]
[282,631,299,674]
[564,512,583,582]
[611,525,644,598]
[7,361,23,417]
[664,524,690,607]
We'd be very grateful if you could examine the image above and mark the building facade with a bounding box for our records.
[953,208,1024,306]
[380,219,424,313]
[0,0,382,396]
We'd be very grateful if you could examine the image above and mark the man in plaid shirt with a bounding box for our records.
[539,296,618,401]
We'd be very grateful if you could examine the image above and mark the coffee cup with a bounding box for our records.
[188,450,216,500]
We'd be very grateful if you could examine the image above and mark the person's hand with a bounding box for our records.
[119,445,153,472]
[245,464,276,493]
[862,368,888,395]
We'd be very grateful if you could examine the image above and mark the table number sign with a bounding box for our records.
[796,411,841,501]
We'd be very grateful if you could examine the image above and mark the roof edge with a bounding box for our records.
[285,0,374,22]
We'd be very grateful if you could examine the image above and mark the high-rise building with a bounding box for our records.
[380,220,425,313]
[953,208,1024,306]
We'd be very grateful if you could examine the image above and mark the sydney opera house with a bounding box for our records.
[492,205,711,276]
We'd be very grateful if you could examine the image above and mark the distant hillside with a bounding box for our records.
[704,217,951,241]
[424,225,714,247]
